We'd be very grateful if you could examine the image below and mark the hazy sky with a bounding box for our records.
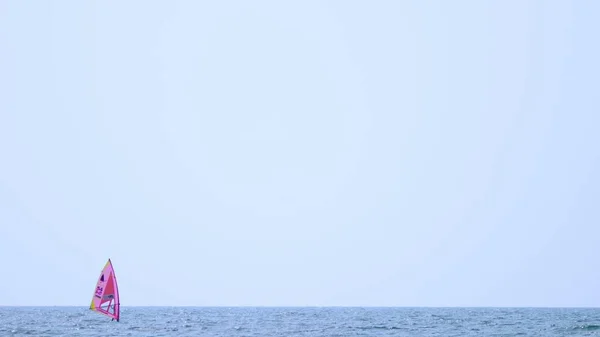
[1,0,599,307]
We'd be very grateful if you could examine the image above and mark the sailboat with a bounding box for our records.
[89,258,120,322]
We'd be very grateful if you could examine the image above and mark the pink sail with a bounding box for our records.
[89,258,120,322]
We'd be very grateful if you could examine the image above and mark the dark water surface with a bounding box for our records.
[2,307,600,336]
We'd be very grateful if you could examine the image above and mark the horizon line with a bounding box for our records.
[1,305,599,308]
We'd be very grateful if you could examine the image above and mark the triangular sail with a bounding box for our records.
[89,258,120,322]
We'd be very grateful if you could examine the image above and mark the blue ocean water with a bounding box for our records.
[1,307,600,336]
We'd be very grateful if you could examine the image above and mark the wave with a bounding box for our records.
[572,324,600,331]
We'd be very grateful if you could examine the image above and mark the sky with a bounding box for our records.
[0,0,599,307]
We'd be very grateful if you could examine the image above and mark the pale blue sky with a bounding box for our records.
[1,0,599,307]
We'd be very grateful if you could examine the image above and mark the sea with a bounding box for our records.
[1,307,600,336]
